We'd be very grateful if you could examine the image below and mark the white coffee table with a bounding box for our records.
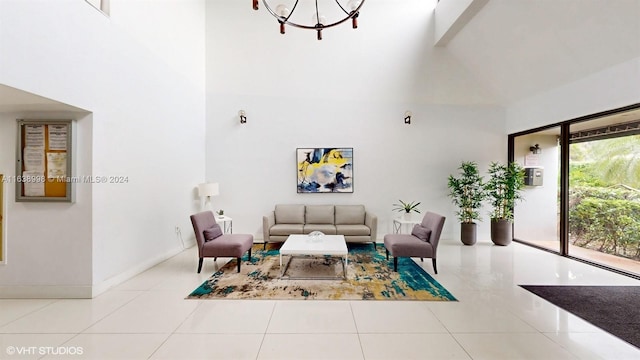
[279,234,348,279]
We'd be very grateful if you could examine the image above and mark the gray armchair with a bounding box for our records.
[383,211,445,274]
[190,211,253,273]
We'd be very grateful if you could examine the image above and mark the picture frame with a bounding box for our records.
[296,148,353,193]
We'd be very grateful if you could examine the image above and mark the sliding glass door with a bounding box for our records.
[512,105,640,278]
[568,121,640,275]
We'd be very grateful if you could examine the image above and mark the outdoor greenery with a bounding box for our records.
[447,161,486,223]
[485,161,525,221]
[569,135,640,260]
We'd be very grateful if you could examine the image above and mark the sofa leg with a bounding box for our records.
[393,257,398,272]
[385,248,389,260]
[237,257,241,273]
[373,242,376,250]
[197,258,203,273]
[263,242,267,250]
[432,258,438,274]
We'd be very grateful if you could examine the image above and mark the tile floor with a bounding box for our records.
[1,240,640,359]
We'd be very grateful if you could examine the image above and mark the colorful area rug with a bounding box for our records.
[187,243,457,301]
[521,285,640,349]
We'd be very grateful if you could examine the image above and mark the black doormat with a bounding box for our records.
[520,285,640,349]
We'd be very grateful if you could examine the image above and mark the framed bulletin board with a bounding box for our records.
[15,119,74,202]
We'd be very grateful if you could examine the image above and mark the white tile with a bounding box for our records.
[350,301,447,333]
[258,334,363,360]
[41,334,168,359]
[0,291,142,334]
[267,301,357,334]
[0,299,55,327]
[151,333,263,360]
[176,300,275,333]
[544,332,640,360]
[1,240,637,360]
[359,333,472,360]
[454,333,579,360]
[427,298,538,333]
[83,291,198,334]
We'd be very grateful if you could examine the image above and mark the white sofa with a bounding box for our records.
[262,204,378,249]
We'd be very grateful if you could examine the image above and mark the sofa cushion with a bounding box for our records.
[304,224,337,235]
[411,224,432,242]
[275,204,305,224]
[335,205,365,225]
[270,224,304,236]
[305,205,335,224]
[203,224,223,242]
[336,224,370,236]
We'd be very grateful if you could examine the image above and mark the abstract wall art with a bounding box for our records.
[297,148,353,193]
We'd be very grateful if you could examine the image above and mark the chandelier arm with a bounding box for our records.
[284,0,299,23]
[334,0,350,16]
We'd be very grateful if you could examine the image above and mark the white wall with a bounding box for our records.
[0,0,206,297]
[506,57,640,133]
[0,112,93,297]
[205,0,506,243]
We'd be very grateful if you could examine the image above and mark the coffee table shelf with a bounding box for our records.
[279,234,348,279]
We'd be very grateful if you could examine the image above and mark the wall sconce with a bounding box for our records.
[404,111,412,124]
[529,144,541,154]
[197,182,219,211]
[238,110,247,124]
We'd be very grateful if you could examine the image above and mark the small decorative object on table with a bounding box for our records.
[393,200,421,220]
[308,230,325,243]
[216,209,224,219]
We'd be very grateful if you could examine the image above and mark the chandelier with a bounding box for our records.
[252,0,366,40]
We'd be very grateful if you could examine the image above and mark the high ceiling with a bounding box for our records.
[444,0,640,105]
[1,0,638,122]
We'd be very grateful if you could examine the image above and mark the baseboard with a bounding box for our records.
[0,241,197,299]
[0,285,93,299]
[91,242,195,297]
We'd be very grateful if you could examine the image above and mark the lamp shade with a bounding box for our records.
[198,183,219,197]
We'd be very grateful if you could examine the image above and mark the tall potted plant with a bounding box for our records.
[447,161,486,245]
[485,161,525,246]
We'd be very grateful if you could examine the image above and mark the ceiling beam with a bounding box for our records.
[434,0,489,47]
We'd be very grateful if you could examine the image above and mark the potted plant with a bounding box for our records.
[393,200,421,220]
[447,161,486,245]
[216,209,224,218]
[485,161,525,245]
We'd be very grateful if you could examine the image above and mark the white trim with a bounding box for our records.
[90,243,192,298]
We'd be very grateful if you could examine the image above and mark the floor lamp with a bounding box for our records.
[198,182,219,212]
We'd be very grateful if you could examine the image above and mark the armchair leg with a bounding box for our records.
[237,257,241,273]
[385,248,389,260]
[432,258,438,274]
[393,257,398,272]
[197,258,203,273]
[373,242,376,250]
[420,258,424,262]
[263,242,267,250]
[248,248,252,261]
